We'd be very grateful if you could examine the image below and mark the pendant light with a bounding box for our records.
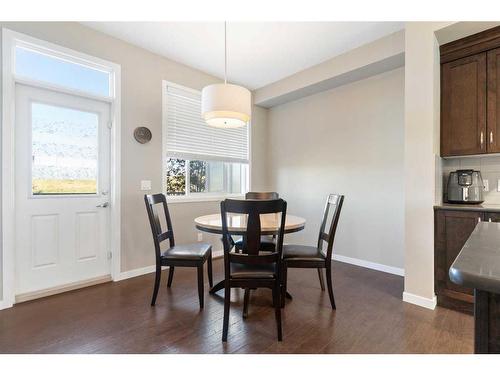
[202,22,251,128]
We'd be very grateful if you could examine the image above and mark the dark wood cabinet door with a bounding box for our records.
[441,53,487,156]
[435,210,483,313]
[488,48,500,153]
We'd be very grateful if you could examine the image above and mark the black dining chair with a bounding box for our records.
[220,198,287,341]
[144,193,213,309]
[233,192,281,318]
[281,194,344,309]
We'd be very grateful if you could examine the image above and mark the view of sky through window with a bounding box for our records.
[16,46,110,97]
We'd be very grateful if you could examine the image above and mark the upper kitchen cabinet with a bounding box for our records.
[441,53,487,156]
[440,26,500,157]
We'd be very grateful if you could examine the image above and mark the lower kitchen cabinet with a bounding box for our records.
[484,212,500,222]
[435,208,482,314]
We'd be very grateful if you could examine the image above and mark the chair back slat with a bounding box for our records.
[245,212,262,255]
[221,198,287,270]
[244,192,279,242]
[245,191,279,200]
[147,194,166,205]
[157,230,173,243]
[229,252,278,265]
[316,194,344,259]
[319,232,329,243]
[144,194,175,259]
[223,198,284,215]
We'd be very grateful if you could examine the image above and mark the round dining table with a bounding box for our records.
[194,213,306,295]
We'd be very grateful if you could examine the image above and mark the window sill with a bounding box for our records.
[166,194,244,204]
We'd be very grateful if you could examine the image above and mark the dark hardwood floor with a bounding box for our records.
[0,259,473,354]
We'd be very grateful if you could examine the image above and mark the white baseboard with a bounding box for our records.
[332,254,405,276]
[0,299,14,311]
[402,291,437,310]
[115,250,225,282]
[15,275,112,303]
[115,265,158,281]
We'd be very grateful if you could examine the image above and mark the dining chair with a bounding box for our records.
[281,194,344,309]
[220,198,287,342]
[233,192,281,318]
[144,193,213,309]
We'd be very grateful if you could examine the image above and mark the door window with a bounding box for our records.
[31,102,99,195]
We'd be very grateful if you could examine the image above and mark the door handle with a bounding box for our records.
[480,131,484,148]
[96,202,109,208]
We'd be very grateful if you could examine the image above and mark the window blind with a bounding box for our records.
[165,84,249,163]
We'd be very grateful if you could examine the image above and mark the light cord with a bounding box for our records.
[224,21,227,84]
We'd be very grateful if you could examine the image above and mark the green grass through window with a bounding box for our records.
[32,179,97,195]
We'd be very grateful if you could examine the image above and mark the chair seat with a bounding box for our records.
[230,262,276,279]
[234,236,276,252]
[161,243,211,261]
[283,244,326,262]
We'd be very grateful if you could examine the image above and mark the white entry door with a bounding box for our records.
[14,84,111,297]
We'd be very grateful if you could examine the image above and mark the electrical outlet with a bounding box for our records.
[197,233,203,242]
[140,180,152,191]
[484,179,489,192]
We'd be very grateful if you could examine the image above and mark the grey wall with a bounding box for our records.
[0,22,269,300]
[267,67,405,269]
[250,105,270,191]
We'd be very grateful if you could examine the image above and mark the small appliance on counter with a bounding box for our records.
[447,169,484,204]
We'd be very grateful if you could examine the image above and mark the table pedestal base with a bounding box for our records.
[209,280,293,300]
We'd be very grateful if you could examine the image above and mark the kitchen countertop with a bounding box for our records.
[434,203,500,212]
[449,222,500,294]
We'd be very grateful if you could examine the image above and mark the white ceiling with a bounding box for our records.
[83,22,404,90]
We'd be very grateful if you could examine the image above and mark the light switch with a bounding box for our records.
[140,180,152,191]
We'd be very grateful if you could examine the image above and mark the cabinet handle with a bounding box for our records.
[481,132,484,148]
[490,131,494,144]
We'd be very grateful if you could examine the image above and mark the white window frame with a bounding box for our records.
[162,81,251,203]
[1,29,122,310]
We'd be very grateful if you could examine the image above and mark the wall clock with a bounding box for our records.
[134,127,152,144]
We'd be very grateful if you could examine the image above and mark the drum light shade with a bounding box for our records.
[201,83,252,128]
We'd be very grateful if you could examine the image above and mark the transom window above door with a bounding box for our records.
[163,82,249,201]
[15,46,111,97]
[13,42,116,99]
